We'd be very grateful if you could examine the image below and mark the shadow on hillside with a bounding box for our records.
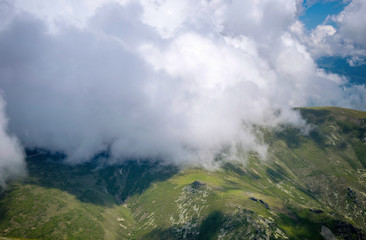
[275,126,303,149]
[20,150,179,207]
[145,210,224,240]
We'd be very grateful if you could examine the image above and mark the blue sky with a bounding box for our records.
[300,0,350,30]
[300,0,366,85]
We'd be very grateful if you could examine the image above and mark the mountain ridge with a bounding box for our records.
[1,107,366,239]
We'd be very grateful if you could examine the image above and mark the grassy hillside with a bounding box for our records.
[0,107,365,239]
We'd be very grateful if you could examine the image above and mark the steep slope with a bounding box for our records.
[0,107,365,239]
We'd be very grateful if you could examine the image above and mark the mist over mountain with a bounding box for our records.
[0,0,365,184]
[0,107,366,239]
[0,1,366,239]
[0,95,25,188]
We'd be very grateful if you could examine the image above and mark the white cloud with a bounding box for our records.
[0,94,26,188]
[334,0,366,48]
[0,0,15,30]
[13,0,130,31]
[0,0,364,168]
[297,0,366,61]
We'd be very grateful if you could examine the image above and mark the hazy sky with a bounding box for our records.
[0,0,365,185]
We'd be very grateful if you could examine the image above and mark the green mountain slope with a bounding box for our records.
[0,107,365,239]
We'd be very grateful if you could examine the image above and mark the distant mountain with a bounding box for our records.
[1,107,366,240]
[317,57,366,85]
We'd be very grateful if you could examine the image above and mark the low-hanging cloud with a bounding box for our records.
[0,94,26,188]
[0,0,365,168]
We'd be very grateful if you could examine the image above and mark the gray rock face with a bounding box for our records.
[321,226,336,240]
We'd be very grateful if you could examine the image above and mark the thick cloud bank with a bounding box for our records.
[0,95,25,188]
[0,0,365,167]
